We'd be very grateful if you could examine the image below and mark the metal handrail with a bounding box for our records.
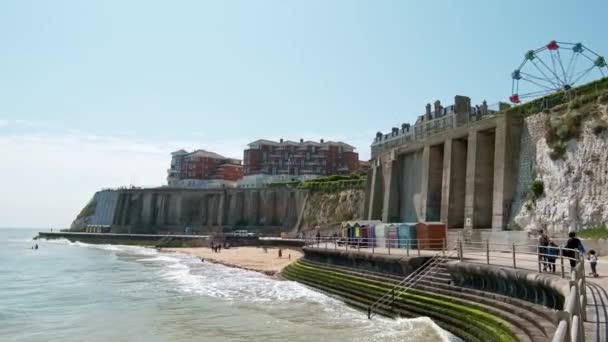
[367,246,457,319]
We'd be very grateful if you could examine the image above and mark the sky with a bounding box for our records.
[1,0,607,228]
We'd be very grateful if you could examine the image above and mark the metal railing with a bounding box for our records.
[304,237,448,256]
[367,247,458,319]
[458,240,584,279]
[305,236,588,341]
[552,259,587,342]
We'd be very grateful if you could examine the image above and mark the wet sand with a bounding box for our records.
[161,246,303,276]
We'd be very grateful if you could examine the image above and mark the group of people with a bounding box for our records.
[210,243,222,253]
[538,229,599,277]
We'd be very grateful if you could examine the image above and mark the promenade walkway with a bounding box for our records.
[306,239,608,342]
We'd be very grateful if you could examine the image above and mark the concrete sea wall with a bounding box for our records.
[303,247,430,277]
[72,187,365,236]
[282,249,558,341]
[37,232,305,248]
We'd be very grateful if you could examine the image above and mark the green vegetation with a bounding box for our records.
[505,77,608,117]
[268,180,301,188]
[297,174,367,192]
[529,179,544,200]
[76,200,96,219]
[507,222,523,231]
[282,261,518,342]
[577,225,608,239]
[545,111,584,160]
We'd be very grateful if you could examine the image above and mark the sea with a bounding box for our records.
[0,228,455,342]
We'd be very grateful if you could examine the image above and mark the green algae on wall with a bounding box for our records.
[282,261,518,342]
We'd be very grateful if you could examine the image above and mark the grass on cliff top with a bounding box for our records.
[577,225,608,239]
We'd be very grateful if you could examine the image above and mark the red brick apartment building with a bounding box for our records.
[167,149,243,188]
[240,139,359,187]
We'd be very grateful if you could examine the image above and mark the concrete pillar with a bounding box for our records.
[399,150,423,222]
[447,139,467,228]
[492,113,521,230]
[420,145,431,222]
[366,161,379,220]
[440,140,452,225]
[464,132,477,231]
[465,130,496,230]
[217,191,226,227]
[141,192,153,226]
[381,152,399,222]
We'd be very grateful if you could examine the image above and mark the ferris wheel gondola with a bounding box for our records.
[510,40,608,104]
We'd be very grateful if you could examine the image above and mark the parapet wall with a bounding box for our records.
[302,247,430,277]
[446,261,569,310]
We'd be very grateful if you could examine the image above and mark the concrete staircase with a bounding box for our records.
[283,258,556,342]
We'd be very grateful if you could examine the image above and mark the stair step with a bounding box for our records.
[285,261,541,342]
[292,259,556,340]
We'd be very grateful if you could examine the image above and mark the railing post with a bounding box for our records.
[388,239,391,255]
[580,255,587,307]
[486,239,490,265]
[556,311,572,342]
[417,240,421,257]
[537,245,541,273]
[357,238,360,252]
[458,239,463,261]
[325,238,327,250]
[512,243,517,269]
[406,240,410,256]
[560,246,565,278]
[372,238,375,254]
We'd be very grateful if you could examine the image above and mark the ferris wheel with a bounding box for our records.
[510,41,608,104]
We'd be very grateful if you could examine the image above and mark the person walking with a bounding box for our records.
[546,241,559,273]
[538,229,549,271]
[564,232,585,271]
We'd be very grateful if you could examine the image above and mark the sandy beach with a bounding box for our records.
[161,246,303,275]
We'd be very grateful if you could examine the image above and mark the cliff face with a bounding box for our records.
[299,189,365,233]
[511,100,608,234]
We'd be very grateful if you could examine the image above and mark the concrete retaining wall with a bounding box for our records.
[303,247,431,277]
[446,261,569,310]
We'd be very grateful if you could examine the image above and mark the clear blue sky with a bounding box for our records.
[1,0,607,228]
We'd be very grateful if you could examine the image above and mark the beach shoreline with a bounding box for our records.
[160,246,303,276]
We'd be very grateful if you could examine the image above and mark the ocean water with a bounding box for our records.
[0,228,454,342]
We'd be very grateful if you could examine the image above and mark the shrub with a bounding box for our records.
[549,142,567,160]
[530,179,545,200]
[507,223,523,231]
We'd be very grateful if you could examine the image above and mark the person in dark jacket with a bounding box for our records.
[564,232,585,270]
